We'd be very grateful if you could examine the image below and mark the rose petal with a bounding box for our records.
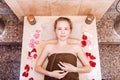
[89,61,96,67]
[29,77,34,80]
[86,52,91,57]
[36,29,40,33]
[28,51,31,57]
[82,34,87,40]
[35,40,39,44]
[86,40,91,45]
[81,40,87,47]
[30,39,35,44]
[24,64,30,72]
[29,43,34,48]
[22,72,28,77]
[31,48,36,52]
[33,33,40,39]
[33,54,37,59]
[90,55,96,60]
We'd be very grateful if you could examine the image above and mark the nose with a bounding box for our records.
[61,30,65,34]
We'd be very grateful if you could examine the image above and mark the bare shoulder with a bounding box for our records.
[44,43,55,50]
[70,43,82,50]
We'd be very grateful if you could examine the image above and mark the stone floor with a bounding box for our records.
[0,44,21,80]
[0,0,120,80]
[99,44,120,80]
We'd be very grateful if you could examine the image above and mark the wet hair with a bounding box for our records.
[54,17,72,31]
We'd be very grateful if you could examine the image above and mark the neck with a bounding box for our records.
[57,40,68,46]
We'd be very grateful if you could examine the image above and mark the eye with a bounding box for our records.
[57,27,62,30]
[65,27,68,30]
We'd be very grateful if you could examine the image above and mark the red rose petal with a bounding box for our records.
[90,55,96,60]
[24,64,30,72]
[22,72,28,77]
[28,51,31,57]
[82,34,87,40]
[29,77,34,80]
[89,61,96,67]
[33,54,37,59]
[31,48,36,52]
[81,40,87,47]
[86,52,91,57]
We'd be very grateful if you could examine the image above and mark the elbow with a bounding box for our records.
[34,65,39,72]
[86,65,91,73]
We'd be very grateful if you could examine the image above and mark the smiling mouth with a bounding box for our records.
[60,35,66,37]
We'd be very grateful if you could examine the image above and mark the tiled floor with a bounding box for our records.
[0,45,21,80]
[99,44,120,80]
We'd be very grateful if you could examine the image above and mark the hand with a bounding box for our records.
[57,61,78,72]
[49,70,68,79]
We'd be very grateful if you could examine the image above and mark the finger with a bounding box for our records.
[57,70,64,73]
[60,71,68,76]
[59,61,65,67]
[59,61,70,67]
[57,63,66,70]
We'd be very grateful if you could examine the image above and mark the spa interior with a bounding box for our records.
[0,0,120,80]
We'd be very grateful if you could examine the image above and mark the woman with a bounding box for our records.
[35,17,91,80]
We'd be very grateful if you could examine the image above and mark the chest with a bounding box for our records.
[50,45,77,54]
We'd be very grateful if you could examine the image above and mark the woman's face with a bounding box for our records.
[55,21,71,41]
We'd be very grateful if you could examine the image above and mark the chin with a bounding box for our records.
[59,38,68,41]
[58,36,69,41]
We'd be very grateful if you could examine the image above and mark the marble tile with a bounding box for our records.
[106,0,120,13]
[96,0,120,43]
[0,45,21,63]
[99,44,120,80]
[97,13,120,43]
[0,0,23,44]
[0,62,20,80]
[0,0,120,80]
[0,45,21,80]
[0,14,23,43]
[0,0,13,14]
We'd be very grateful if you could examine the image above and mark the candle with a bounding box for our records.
[85,14,94,24]
[27,15,36,25]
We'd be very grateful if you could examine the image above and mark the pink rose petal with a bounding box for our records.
[29,43,34,48]
[35,40,39,44]
[33,33,40,39]
[86,40,91,45]
[30,39,35,44]
[36,29,40,33]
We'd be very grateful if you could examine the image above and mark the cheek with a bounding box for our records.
[67,30,71,34]
[55,30,60,36]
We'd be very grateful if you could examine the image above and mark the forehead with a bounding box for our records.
[56,21,69,27]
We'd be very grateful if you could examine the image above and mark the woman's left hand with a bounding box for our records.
[57,61,78,72]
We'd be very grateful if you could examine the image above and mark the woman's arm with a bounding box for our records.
[35,45,50,76]
[35,44,68,79]
[75,45,91,73]
[58,44,91,73]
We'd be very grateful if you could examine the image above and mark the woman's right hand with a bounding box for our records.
[49,70,68,79]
